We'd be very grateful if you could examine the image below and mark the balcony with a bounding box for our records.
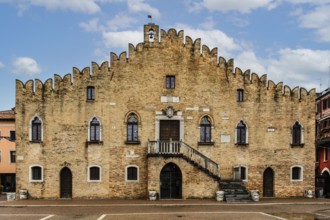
[147,140,219,179]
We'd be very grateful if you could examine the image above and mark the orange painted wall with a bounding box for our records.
[0,120,16,173]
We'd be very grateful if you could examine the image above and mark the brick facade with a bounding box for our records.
[15,24,315,199]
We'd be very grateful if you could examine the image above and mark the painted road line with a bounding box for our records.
[97,214,107,220]
[259,212,287,220]
[99,211,282,216]
[40,215,55,220]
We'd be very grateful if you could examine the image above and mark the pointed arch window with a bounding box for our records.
[199,116,213,145]
[291,121,304,147]
[31,116,42,142]
[89,117,101,142]
[126,113,140,144]
[235,120,248,145]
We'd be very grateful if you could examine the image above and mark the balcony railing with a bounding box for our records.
[147,140,219,177]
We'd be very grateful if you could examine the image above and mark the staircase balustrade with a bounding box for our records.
[147,140,219,178]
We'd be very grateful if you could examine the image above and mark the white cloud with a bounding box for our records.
[198,0,277,13]
[80,18,104,32]
[175,24,241,58]
[127,0,160,18]
[4,0,101,14]
[30,0,101,13]
[236,50,267,74]
[235,48,330,91]
[199,17,216,30]
[287,0,330,5]
[0,61,4,69]
[102,30,142,50]
[105,13,138,31]
[297,5,330,42]
[12,57,42,76]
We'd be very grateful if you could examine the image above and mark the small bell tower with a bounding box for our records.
[144,23,159,43]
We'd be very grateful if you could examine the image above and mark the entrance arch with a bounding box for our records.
[322,170,330,197]
[160,163,182,199]
[263,167,274,197]
[60,167,72,198]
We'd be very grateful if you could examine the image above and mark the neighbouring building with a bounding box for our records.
[15,24,316,199]
[0,109,16,193]
[316,88,330,197]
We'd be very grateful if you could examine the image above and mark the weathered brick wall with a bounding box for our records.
[15,24,315,199]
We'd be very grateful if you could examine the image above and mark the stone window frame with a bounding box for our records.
[125,165,139,183]
[290,165,303,182]
[291,121,304,147]
[87,86,95,101]
[124,111,141,145]
[29,164,44,182]
[87,165,102,182]
[235,120,248,146]
[237,89,244,102]
[166,75,175,89]
[29,115,43,143]
[233,165,248,181]
[88,116,102,143]
[198,115,214,146]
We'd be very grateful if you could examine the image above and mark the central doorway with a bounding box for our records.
[160,163,182,199]
[60,167,72,198]
[159,120,180,141]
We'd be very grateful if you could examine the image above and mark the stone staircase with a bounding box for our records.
[219,180,252,202]
[147,140,252,202]
[147,140,220,181]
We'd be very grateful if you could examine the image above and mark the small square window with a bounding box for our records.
[166,76,175,89]
[237,89,244,102]
[126,166,138,182]
[31,166,42,181]
[291,167,302,181]
[89,166,101,181]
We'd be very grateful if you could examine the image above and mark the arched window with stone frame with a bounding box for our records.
[291,121,304,147]
[125,112,141,145]
[30,116,43,142]
[198,116,213,145]
[88,117,102,143]
[235,120,248,145]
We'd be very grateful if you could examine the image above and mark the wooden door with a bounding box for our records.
[159,120,180,141]
[60,167,72,198]
[160,163,182,199]
[263,167,274,197]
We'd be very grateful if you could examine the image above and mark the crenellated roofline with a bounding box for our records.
[16,24,316,101]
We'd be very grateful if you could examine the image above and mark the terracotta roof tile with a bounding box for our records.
[0,110,15,120]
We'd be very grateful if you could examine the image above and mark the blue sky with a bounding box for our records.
[1,0,330,110]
